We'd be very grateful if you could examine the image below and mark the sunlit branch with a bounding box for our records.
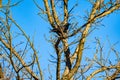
[43,0,54,27]
[7,15,43,80]
[50,0,61,25]
[63,0,68,25]
[86,64,120,80]
[0,37,39,80]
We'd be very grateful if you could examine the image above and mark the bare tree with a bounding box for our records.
[34,0,120,80]
[0,0,120,80]
[0,0,42,80]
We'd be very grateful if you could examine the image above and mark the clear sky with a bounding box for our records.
[1,0,120,79]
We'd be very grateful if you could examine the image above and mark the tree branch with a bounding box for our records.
[63,0,68,25]
[61,1,104,79]
[50,0,61,25]
[86,65,120,80]
[43,0,54,27]
[0,37,39,80]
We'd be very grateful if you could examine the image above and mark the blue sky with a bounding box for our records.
[1,0,120,79]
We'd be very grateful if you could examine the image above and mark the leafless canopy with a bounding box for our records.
[0,0,120,80]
